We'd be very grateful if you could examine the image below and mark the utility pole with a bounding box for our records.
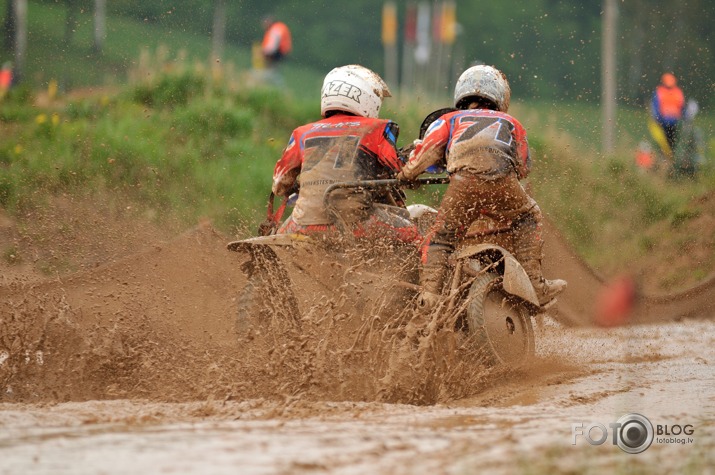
[400,2,417,98]
[211,0,227,61]
[93,0,107,54]
[601,0,617,155]
[12,0,28,83]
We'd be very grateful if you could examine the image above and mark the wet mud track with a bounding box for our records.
[1,320,714,474]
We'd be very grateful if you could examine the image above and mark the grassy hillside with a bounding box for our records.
[0,0,324,97]
[0,59,320,232]
[1,60,713,292]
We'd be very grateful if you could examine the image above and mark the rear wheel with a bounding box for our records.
[465,272,535,366]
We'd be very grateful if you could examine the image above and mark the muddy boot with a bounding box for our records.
[532,277,568,307]
[519,249,567,306]
[417,244,451,311]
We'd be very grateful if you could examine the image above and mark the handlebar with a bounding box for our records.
[322,176,450,209]
[323,175,449,196]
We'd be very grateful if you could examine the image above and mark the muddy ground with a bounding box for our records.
[0,204,714,474]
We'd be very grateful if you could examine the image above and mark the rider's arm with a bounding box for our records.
[272,132,302,197]
[400,118,449,180]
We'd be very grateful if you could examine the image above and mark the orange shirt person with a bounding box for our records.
[651,73,685,150]
[261,17,292,66]
[0,62,13,100]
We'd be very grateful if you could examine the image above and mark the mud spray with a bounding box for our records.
[1,226,504,406]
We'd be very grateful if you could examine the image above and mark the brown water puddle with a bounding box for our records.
[1,318,713,474]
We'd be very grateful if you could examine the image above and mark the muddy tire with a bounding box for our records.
[236,252,300,337]
[465,272,535,366]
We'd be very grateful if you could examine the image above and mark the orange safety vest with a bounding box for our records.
[262,22,292,57]
[655,85,685,121]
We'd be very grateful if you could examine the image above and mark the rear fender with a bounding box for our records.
[455,244,539,307]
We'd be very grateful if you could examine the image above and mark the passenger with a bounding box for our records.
[397,65,567,308]
[269,65,420,245]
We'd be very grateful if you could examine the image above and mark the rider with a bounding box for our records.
[270,65,420,244]
[397,64,567,307]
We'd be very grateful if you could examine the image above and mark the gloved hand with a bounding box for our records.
[396,171,420,189]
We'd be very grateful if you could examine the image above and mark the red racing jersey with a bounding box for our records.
[401,109,531,180]
[272,114,401,225]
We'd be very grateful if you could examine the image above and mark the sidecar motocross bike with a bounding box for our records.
[228,177,545,367]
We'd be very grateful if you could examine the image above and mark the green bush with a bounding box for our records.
[65,99,110,121]
[670,208,700,228]
[172,99,254,139]
[131,73,205,109]
[3,85,34,106]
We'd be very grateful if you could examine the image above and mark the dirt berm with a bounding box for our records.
[541,218,715,326]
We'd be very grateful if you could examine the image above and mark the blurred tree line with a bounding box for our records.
[6,0,715,107]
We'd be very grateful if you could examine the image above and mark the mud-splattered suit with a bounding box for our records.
[272,113,420,244]
[399,108,561,304]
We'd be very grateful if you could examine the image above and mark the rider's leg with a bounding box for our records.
[417,173,483,308]
[420,242,451,299]
[455,171,566,307]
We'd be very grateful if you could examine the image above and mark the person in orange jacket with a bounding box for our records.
[0,62,13,100]
[261,17,292,67]
[651,73,685,152]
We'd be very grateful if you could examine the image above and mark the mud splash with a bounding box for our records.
[1,225,499,405]
[2,216,714,474]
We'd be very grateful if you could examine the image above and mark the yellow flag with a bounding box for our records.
[382,2,397,46]
[647,117,672,159]
[442,1,456,44]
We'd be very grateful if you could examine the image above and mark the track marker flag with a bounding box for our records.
[442,1,456,45]
[382,2,397,46]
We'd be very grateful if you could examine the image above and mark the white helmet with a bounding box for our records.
[454,65,511,112]
[321,65,391,118]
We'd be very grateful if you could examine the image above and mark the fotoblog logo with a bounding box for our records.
[572,413,654,454]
